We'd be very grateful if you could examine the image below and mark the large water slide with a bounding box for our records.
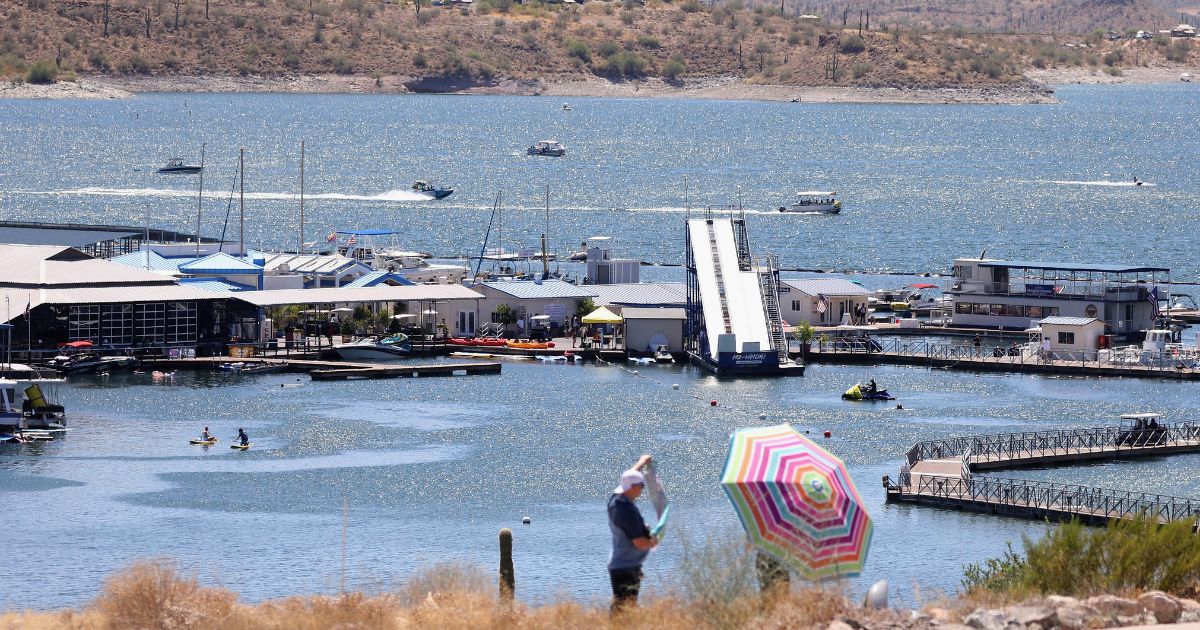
[687,218,773,361]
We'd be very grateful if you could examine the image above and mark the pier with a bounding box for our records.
[885,423,1200,525]
[143,357,501,381]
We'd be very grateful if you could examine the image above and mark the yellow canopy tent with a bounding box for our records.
[581,306,623,324]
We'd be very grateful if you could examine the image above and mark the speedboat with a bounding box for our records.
[411,180,454,199]
[527,140,566,157]
[332,334,412,360]
[561,103,573,111]
[157,158,203,174]
[842,383,894,401]
[95,356,139,372]
[779,191,840,214]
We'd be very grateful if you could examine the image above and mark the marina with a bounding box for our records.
[2,85,1200,609]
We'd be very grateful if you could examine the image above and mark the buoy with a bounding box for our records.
[823,430,832,438]
[522,516,531,524]
[672,384,680,390]
[710,400,718,407]
[632,370,639,375]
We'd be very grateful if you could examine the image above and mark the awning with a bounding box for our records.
[582,306,623,324]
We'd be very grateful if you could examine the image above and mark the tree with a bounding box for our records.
[495,304,517,333]
[575,298,595,318]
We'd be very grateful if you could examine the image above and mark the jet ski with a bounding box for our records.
[842,383,895,401]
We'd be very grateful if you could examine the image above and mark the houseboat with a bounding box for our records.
[948,258,1169,341]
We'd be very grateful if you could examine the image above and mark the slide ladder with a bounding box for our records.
[706,221,733,334]
[734,219,752,272]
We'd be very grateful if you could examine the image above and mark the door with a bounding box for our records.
[458,311,476,335]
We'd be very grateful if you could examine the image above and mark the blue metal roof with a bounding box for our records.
[479,279,598,299]
[343,271,415,288]
[979,260,1169,274]
[590,282,687,306]
[336,229,400,236]
[109,250,184,273]
[178,252,263,274]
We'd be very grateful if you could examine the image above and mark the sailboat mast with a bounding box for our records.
[542,185,550,279]
[299,140,305,254]
[239,148,245,255]
[196,142,205,257]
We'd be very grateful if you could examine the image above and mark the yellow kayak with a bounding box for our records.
[189,437,218,445]
[230,443,251,450]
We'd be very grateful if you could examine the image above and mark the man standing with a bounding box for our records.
[608,454,657,612]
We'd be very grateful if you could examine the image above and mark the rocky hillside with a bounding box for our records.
[0,0,1195,88]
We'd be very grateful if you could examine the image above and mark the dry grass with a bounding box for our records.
[0,557,858,630]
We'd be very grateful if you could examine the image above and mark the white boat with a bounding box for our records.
[336,230,470,283]
[561,103,573,111]
[1182,73,1192,83]
[0,377,66,431]
[332,334,412,360]
[778,191,840,214]
[527,140,566,157]
[411,179,454,199]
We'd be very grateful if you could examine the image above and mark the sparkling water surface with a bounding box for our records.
[2,85,1200,609]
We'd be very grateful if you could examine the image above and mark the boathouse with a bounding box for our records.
[470,279,598,337]
[949,258,1169,340]
[618,307,686,353]
[778,278,870,326]
[1035,316,1107,353]
[0,244,245,353]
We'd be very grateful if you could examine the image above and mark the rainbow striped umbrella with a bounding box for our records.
[721,424,873,580]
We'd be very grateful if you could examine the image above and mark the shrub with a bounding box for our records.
[680,0,701,11]
[330,55,353,74]
[607,50,646,76]
[413,51,427,67]
[839,34,865,54]
[620,10,635,25]
[1102,50,1122,67]
[88,50,110,70]
[661,57,684,79]
[963,517,1200,597]
[563,38,590,62]
[23,59,58,84]
[637,34,660,49]
[850,61,871,79]
[126,55,151,74]
[1103,66,1122,77]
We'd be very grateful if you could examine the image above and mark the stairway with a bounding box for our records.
[706,220,733,334]
[757,256,789,364]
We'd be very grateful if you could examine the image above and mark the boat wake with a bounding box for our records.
[1048,180,1155,187]
[27,187,435,202]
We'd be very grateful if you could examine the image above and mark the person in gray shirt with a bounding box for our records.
[607,454,657,612]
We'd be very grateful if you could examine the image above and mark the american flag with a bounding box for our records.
[815,294,828,314]
[326,231,337,243]
[1147,286,1160,317]
[348,234,358,245]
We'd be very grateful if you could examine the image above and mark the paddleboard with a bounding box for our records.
[230,443,251,450]
[644,461,669,540]
[189,438,217,445]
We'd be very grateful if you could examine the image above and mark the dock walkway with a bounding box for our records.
[144,357,501,381]
[885,424,1200,525]
[811,338,1200,380]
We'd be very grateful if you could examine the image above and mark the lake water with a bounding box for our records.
[2,85,1200,610]
[1,85,1198,276]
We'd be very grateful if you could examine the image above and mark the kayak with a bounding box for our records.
[189,437,218,445]
[448,338,507,347]
[230,443,251,450]
[506,340,555,349]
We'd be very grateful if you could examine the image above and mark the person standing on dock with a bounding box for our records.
[972,333,981,357]
[608,454,657,613]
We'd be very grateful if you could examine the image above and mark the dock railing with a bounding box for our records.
[904,423,1200,468]
[815,337,1200,372]
[906,474,1200,525]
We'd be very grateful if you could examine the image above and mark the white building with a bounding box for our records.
[1036,316,1106,352]
[619,307,686,353]
[779,278,870,326]
[469,279,598,337]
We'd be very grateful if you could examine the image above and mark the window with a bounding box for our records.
[972,303,989,315]
[953,265,973,279]
[135,303,166,346]
[990,304,1005,315]
[1008,304,1025,317]
[792,300,802,311]
[69,305,100,342]
[1057,331,1075,345]
[101,304,133,345]
[955,303,972,314]
[1027,306,1043,318]
[1046,307,1059,317]
[166,302,197,343]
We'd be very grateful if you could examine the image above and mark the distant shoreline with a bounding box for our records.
[0,66,1192,102]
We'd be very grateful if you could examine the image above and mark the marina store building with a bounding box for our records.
[948,258,1169,340]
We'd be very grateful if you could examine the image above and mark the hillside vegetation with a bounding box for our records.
[0,0,1196,88]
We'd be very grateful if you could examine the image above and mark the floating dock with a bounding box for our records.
[143,357,501,381]
[885,424,1200,525]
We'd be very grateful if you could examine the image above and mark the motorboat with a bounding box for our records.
[0,378,67,431]
[527,140,566,157]
[842,382,894,401]
[157,158,203,174]
[561,103,573,111]
[95,356,139,373]
[49,352,103,374]
[778,191,840,214]
[332,334,412,360]
[411,180,454,199]
[335,229,470,283]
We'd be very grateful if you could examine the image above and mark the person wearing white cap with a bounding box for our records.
[607,453,656,612]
